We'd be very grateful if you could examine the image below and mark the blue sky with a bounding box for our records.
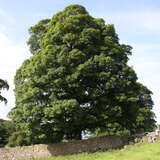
[0,0,160,123]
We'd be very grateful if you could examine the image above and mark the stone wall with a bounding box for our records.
[0,136,128,160]
[141,128,160,143]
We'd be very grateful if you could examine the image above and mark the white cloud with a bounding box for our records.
[0,8,6,17]
[0,8,15,34]
[96,10,160,35]
[129,42,160,77]
[132,43,160,54]
[0,33,30,119]
[115,11,160,32]
[0,9,7,33]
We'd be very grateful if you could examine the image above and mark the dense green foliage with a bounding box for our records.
[0,78,10,147]
[0,121,15,147]
[0,122,7,147]
[7,130,30,147]
[28,143,160,160]
[8,4,156,145]
[0,78,9,104]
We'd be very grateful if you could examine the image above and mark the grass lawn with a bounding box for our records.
[30,142,160,160]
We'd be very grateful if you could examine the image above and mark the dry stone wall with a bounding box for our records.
[141,128,160,143]
[0,136,128,160]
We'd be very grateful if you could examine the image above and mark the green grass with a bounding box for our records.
[30,142,160,160]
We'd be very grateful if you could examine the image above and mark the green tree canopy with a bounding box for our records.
[0,79,9,104]
[9,4,156,145]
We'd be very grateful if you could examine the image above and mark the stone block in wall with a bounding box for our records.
[0,136,128,160]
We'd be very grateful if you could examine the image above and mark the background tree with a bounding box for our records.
[8,4,156,145]
[0,79,9,104]
[0,121,15,147]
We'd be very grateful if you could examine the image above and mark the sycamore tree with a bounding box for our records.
[8,4,156,145]
[0,79,9,104]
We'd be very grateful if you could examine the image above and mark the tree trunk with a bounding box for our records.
[74,130,82,140]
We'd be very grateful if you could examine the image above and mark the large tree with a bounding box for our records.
[9,4,156,145]
[0,79,9,104]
